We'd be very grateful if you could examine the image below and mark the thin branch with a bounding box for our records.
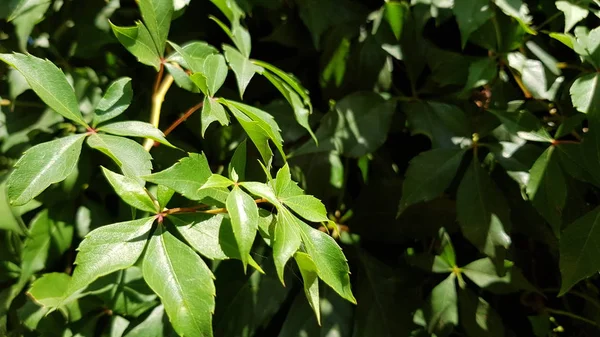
[163,101,204,137]
[545,308,599,328]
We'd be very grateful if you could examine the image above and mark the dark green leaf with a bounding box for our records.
[463,57,497,91]
[398,148,466,215]
[110,21,161,71]
[229,139,247,181]
[7,134,86,205]
[459,288,505,337]
[404,101,470,149]
[453,0,494,47]
[488,108,553,142]
[414,274,458,335]
[138,0,173,55]
[462,258,537,293]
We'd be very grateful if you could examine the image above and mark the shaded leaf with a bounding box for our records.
[295,252,320,324]
[453,0,494,47]
[459,288,505,337]
[462,258,537,294]
[223,45,263,97]
[201,97,229,136]
[414,274,458,335]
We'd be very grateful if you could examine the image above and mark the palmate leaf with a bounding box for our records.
[143,226,216,337]
[226,186,259,271]
[8,134,86,205]
[97,121,174,147]
[138,0,173,56]
[64,217,155,303]
[462,259,537,294]
[0,53,88,127]
[167,41,218,73]
[274,164,329,223]
[93,77,133,126]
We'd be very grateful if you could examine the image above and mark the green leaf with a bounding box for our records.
[156,185,174,209]
[93,77,133,126]
[457,158,511,260]
[203,54,228,96]
[459,288,505,337]
[28,273,71,309]
[143,153,214,201]
[65,217,155,300]
[556,1,589,32]
[222,99,285,162]
[506,52,564,101]
[87,133,152,185]
[229,139,247,181]
[165,62,199,93]
[101,167,158,213]
[0,53,87,126]
[272,210,302,283]
[209,0,244,23]
[295,252,321,325]
[492,0,534,34]
[574,26,600,68]
[169,213,263,272]
[223,45,263,97]
[414,274,458,335]
[298,220,355,303]
[453,0,494,47]
[231,21,252,58]
[167,41,218,73]
[261,71,317,144]
[7,134,86,205]
[488,108,554,142]
[142,226,215,337]
[570,73,600,116]
[97,121,174,147]
[398,148,466,215]
[251,60,312,114]
[110,21,161,71]
[190,72,209,95]
[201,174,235,189]
[384,1,407,40]
[201,97,230,136]
[123,305,168,337]
[526,146,567,236]
[559,206,600,295]
[462,259,537,294]
[138,0,173,55]
[463,57,497,91]
[226,186,259,270]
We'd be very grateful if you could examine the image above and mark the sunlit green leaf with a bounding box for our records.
[138,0,173,55]
[101,167,158,213]
[110,21,161,71]
[93,77,133,126]
[97,121,174,147]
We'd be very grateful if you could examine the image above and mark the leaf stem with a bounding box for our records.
[545,308,599,327]
[162,101,204,137]
[164,198,268,216]
[144,70,174,151]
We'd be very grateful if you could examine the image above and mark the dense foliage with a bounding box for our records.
[1,0,600,336]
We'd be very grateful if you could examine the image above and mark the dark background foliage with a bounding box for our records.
[2,0,600,336]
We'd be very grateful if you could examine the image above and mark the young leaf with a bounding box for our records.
[101,167,158,213]
[201,97,230,137]
[110,21,161,71]
[169,213,263,272]
[414,274,458,335]
[228,139,247,181]
[398,148,466,215]
[559,206,600,295]
[87,134,152,185]
[97,121,174,147]
[203,54,228,96]
[0,53,87,127]
[295,252,321,325]
[138,0,173,55]
[7,134,86,205]
[384,1,407,40]
[272,210,302,283]
[65,217,155,300]
[298,220,355,303]
[526,146,566,236]
[93,77,133,126]
[226,186,259,270]
[142,226,216,337]
[457,158,511,260]
[223,45,263,97]
[167,41,218,73]
[143,153,213,201]
[453,0,493,47]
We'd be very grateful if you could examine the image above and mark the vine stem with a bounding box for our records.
[545,308,599,327]
[144,67,174,151]
[162,101,204,137]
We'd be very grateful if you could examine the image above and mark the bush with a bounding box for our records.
[1,0,600,336]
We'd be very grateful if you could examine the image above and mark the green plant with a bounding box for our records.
[2,0,600,336]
